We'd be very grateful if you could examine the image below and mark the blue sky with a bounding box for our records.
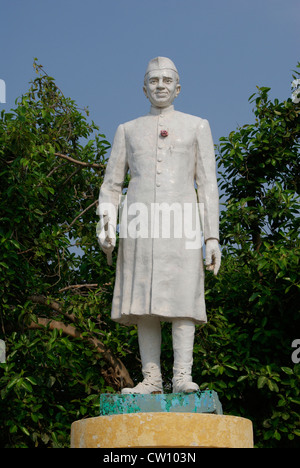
[0,0,299,147]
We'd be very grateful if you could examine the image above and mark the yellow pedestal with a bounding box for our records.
[71,413,254,448]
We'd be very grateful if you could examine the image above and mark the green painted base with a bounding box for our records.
[100,390,223,416]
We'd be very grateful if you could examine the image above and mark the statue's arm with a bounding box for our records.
[97,124,128,254]
[195,119,221,275]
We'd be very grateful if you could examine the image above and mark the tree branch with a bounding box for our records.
[28,317,133,389]
[28,294,75,322]
[58,284,101,293]
[54,152,103,169]
[29,295,62,313]
[67,200,98,229]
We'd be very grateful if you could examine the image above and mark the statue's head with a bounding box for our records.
[143,57,181,108]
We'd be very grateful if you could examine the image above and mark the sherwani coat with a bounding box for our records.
[98,105,219,325]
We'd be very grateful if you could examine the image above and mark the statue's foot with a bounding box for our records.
[172,375,199,393]
[121,379,163,395]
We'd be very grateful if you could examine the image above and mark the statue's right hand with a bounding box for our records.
[96,218,116,255]
[98,234,115,255]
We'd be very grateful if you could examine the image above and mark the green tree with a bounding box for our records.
[0,62,135,448]
[192,64,300,448]
[1,61,299,449]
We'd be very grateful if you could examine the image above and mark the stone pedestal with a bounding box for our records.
[100,390,223,416]
[70,391,254,448]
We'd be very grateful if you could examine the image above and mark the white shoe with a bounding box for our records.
[172,373,199,393]
[122,368,163,394]
[121,379,163,395]
[122,318,163,395]
[172,320,199,393]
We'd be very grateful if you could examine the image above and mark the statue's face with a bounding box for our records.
[143,69,181,108]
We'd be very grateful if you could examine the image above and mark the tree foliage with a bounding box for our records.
[0,62,299,448]
[192,64,300,448]
[0,62,136,448]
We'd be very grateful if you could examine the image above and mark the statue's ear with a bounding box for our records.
[143,86,148,99]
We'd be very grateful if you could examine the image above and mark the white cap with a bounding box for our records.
[145,57,179,78]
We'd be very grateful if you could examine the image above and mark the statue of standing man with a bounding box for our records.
[97,57,221,394]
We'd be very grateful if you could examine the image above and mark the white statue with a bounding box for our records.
[97,57,221,394]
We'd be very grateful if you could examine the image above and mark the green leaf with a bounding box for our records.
[257,376,268,389]
[267,380,279,392]
[20,426,30,436]
[290,398,300,405]
[21,380,33,392]
[25,376,38,385]
[7,376,20,389]
[237,375,248,382]
[249,292,260,302]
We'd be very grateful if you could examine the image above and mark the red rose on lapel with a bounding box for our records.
[160,130,168,138]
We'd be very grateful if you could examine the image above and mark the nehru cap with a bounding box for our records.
[144,57,179,78]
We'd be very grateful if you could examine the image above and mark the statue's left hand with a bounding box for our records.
[205,239,221,276]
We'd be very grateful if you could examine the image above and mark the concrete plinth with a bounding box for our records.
[70,412,254,448]
[71,392,254,448]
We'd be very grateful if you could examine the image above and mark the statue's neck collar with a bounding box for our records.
[149,105,175,116]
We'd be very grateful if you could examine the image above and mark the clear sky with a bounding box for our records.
[0,0,299,147]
